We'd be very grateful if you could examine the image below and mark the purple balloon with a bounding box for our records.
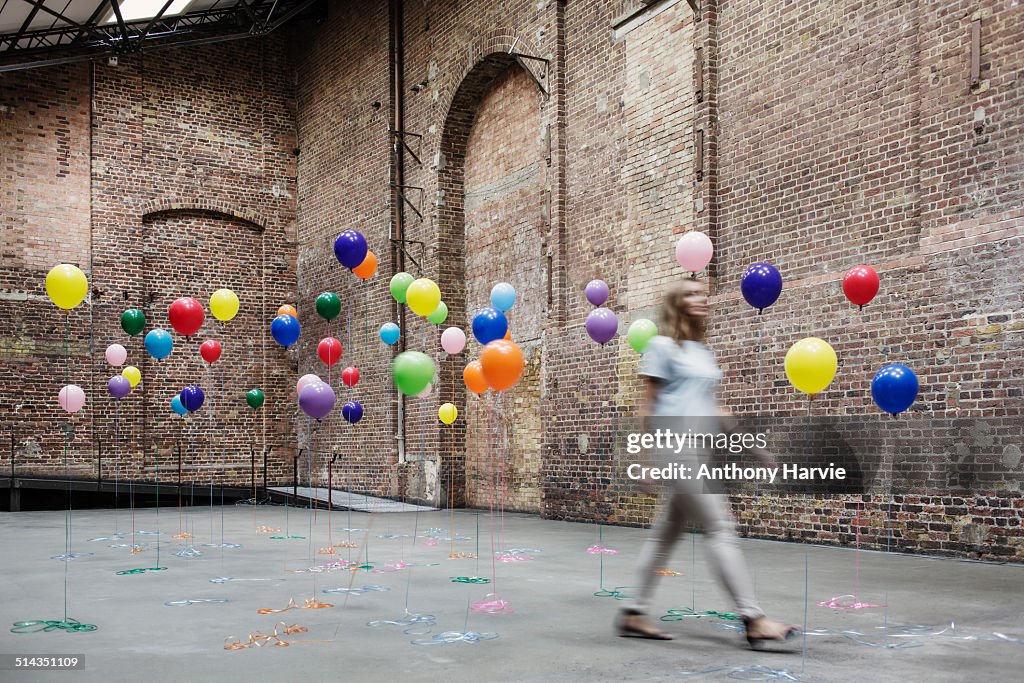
[108,374,131,399]
[299,381,335,421]
[585,279,609,307]
[586,307,619,345]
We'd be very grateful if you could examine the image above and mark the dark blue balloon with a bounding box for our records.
[144,328,174,359]
[181,385,205,412]
[342,400,364,424]
[871,364,918,415]
[471,306,508,345]
[741,263,783,312]
[334,230,368,269]
[270,314,300,347]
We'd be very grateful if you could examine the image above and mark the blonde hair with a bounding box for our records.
[661,279,707,343]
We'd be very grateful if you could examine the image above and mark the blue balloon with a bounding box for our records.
[490,282,516,312]
[144,328,174,359]
[379,322,400,345]
[741,263,783,312]
[472,306,508,345]
[334,230,368,269]
[171,394,187,416]
[871,364,918,415]
[181,385,205,412]
[270,313,300,347]
[342,400,364,424]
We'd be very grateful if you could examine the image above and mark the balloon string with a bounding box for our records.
[63,312,70,623]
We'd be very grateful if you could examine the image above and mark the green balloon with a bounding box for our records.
[627,318,658,353]
[246,388,265,409]
[392,351,436,396]
[315,292,341,321]
[390,272,415,304]
[121,308,146,336]
[427,301,449,325]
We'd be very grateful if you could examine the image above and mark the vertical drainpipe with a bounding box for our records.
[389,0,407,466]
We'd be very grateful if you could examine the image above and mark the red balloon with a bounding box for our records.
[341,366,360,387]
[318,337,342,366]
[842,265,880,308]
[200,339,222,364]
[168,297,205,336]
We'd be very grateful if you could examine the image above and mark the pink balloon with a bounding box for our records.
[441,327,466,355]
[105,343,127,367]
[58,384,86,413]
[296,373,323,395]
[675,231,713,272]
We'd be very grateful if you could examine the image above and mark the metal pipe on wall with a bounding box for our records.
[389,0,407,466]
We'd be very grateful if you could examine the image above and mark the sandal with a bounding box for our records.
[615,610,674,640]
[742,616,800,650]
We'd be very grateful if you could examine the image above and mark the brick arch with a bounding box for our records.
[140,198,267,231]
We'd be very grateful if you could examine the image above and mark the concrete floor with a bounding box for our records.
[1,503,1022,683]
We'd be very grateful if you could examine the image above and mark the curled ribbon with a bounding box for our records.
[655,569,682,576]
[367,612,437,636]
[503,547,541,554]
[172,532,193,539]
[257,597,333,615]
[378,533,410,539]
[135,530,161,536]
[411,631,499,645]
[165,598,229,607]
[448,552,477,559]
[593,586,632,599]
[269,535,306,540]
[661,607,740,622]
[817,595,885,610]
[11,619,98,634]
[87,535,125,542]
[470,594,514,615]
[322,585,390,596]
[680,664,804,681]
[423,539,439,547]
[256,526,280,534]
[586,545,618,555]
[333,541,358,549]
[116,566,168,575]
[224,622,309,650]
[318,547,338,555]
[210,577,281,584]
[371,561,414,573]
[175,547,202,558]
[451,576,491,584]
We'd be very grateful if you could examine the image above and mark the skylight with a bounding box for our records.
[104,0,194,24]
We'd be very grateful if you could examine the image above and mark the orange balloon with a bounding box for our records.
[504,329,511,340]
[480,339,525,392]
[278,304,297,318]
[463,360,488,395]
[353,251,378,280]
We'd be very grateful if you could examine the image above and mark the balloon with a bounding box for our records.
[392,351,436,396]
[181,385,205,412]
[871,364,918,415]
[427,301,449,325]
[144,328,174,359]
[741,263,783,312]
[390,272,415,303]
[168,297,205,336]
[438,403,458,424]
[480,339,525,391]
[120,309,146,336]
[342,400,364,424]
[171,395,187,416]
[200,339,222,364]
[472,307,508,345]
[463,360,488,394]
[316,292,341,321]
[585,307,618,345]
[277,304,297,319]
[784,337,837,395]
[317,337,342,366]
[122,366,141,388]
[585,279,609,307]
[490,283,516,311]
[210,289,240,322]
[407,278,441,317]
[299,382,336,420]
[675,231,714,273]
[296,374,322,395]
[58,384,86,413]
[334,230,368,269]
[627,318,658,353]
[353,251,378,279]
[105,343,127,367]
[271,314,300,347]
[441,327,466,355]
[45,264,88,310]
[842,265,880,308]
[341,366,360,387]
[246,388,265,410]
[108,375,130,399]
[504,329,511,340]
[379,322,401,345]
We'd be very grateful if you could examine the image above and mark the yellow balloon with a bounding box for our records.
[406,278,441,317]
[210,288,240,322]
[45,264,88,310]
[784,337,837,395]
[122,365,142,388]
[438,402,458,425]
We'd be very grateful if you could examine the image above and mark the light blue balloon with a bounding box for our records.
[380,322,400,345]
[171,394,187,416]
[145,328,174,359]
[490,282,516,312]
